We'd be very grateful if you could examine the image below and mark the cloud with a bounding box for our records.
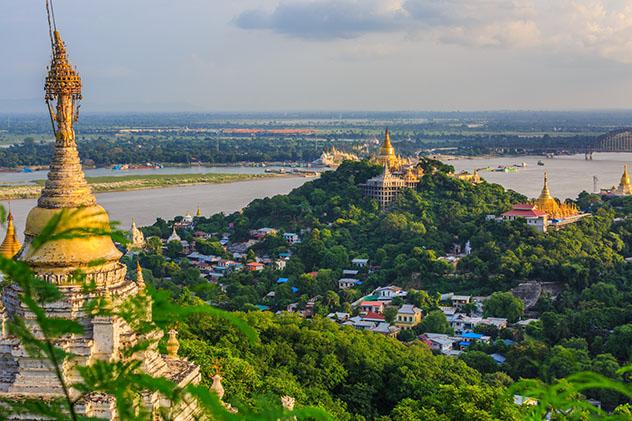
[234,0,409,40]
[234,0,632,63]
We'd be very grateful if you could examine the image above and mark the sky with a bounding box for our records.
[3,0,632,112]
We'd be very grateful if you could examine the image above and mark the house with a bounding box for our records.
[342,269,359,277]
[374,286,407,301]
[343,316,376,330]
[327,312,350,322]
[501,203,548,232]
[283,232,300,245]
[362,312,386,323]
[395,304,422,329]
[277,277,289,284]
[351,258,369,268]
[252,227,277,239]
[371,322,399,337]
[359,301,384,314]
[420,333,454,354]
[245,262,265,272]
[338,278,362,290]
[274,259,287,270]
[450,295,471,309]
[458,332,491,347]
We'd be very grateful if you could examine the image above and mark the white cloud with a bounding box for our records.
[235,0,632,63]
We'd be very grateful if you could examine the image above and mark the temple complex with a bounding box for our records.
[600,164,632,196]
[362,129,422,208]
[502,172,587,232]
[0,18,199,419]
[313,146,359,168]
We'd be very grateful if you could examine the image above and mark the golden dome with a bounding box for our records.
[533,172,579,219]
[379,128,395,158]
[0,212,22,259]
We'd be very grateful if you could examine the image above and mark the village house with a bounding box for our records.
[352,258,369,268]
[283,232,300,245]
[395,304,422,329]
[359,300,385,314]
[450,295,472,309]
[338,278,363,290]
[245,261,265,272]
[373,286,407,301]
[420,333,454,354]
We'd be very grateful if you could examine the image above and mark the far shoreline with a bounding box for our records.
[0,172,306,201]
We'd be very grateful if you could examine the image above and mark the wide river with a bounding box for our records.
[449,152,632,200]
[2,152,632,236]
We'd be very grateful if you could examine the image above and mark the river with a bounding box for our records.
[449,152,632,200]
[1,176,310,236]
[2,153,632,237]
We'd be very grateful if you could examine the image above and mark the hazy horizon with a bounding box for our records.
[3,1,632,113]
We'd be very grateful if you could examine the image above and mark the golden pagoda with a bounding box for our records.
[19,29,122,277]
[0,212,22,259]
[616,164,632,195]
[373,128,409,170]
[533,172,579,219]
[0,11,200,418]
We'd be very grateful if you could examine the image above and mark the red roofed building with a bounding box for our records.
[359,301,385,314]
[362,312,386,322]
[502,203,548,232]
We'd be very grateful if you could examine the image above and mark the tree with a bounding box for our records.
[605,324,632,361]
[384,306,398,324]
[460,351,499,374]
[166,240,183,258]
[418,310,452,334]
[483,292,524,323]
[540,345,591,382]
[146,236,163,255]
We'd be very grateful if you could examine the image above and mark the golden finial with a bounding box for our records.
[39,26,95,209]
[196,206,202,217]
[166,329,179,359]
[0,212,22,259]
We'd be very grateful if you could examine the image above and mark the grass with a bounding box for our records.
[0,172,279,200]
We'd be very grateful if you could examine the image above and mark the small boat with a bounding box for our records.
[537,160,544,166]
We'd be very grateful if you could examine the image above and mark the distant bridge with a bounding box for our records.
[591,129,632,152]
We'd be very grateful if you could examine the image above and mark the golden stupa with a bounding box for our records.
[533,172,579,219]
[18,29,122,280]
[0,212,22,259]
[616,164,632,195]
[373,128,409,170]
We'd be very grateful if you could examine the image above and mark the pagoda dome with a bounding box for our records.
[379,128,395,158]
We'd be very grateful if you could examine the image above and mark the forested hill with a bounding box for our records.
[138,159,632,418]
[227,160,630,294]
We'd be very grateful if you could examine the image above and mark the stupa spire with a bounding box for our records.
[0,212,22,259]
[39,29,95,209]
[538,172,553,201]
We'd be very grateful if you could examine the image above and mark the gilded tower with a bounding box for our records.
[533,172,579,219]
[0,212,22,259]
[373,128,410,170]
[0,14,199,420]
[616,164,632,195]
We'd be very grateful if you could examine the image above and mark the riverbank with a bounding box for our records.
[0,172,284,200]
